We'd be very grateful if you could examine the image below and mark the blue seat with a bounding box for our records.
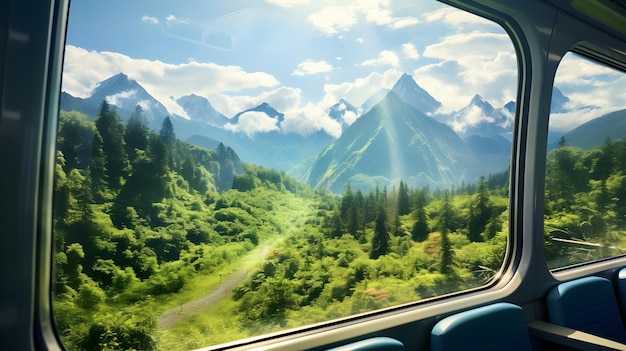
[617,268,626,317]
[325,336,405,351]
[547,275,626,344]
[431,302,533,351]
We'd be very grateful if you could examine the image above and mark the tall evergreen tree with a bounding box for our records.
[411,207,429,242]
[411,188,430,241]
[125,105,149,162]
[88,131,107,200]
[467,176,493,241]
[364,192,377,223]
[94,100,128,189]
[437,190,454,274]
[328,210,343,239]
[159,116,176,146]
[370,205,389,259]
[340,183,354,221]
[397,180,411,216]
[592,137,613,181]
[347,201,361,239]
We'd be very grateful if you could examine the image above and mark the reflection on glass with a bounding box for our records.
[545,52,626,270]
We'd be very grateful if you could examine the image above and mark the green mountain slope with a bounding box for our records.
[301,92,470,193]
[561,109,626,149]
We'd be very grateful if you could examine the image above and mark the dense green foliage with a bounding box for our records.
[54,105,514,350]
[544,137,626,267]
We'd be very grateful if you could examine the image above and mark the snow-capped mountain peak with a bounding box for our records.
[329,99,359,128]
[86,72,170,125]
[176,94,229,127]
[389,73,442,114]
[448,94,511,137]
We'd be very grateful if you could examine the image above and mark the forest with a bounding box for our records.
[52,103,626,350]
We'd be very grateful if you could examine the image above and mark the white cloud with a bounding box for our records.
[549,53,626,132]
[356,38,364,44]
[343,110,359,126]
[281,102,343,138]
[62,45,280,117]
[224,111,280,137]
[360,50,400,68]
[292,59,334,76]
[141,16,159,25]
[308,0,418,36]
[449,105,495,134]
[422,7,493,28]
[308,6,358,35]
[322,69,402,108]
[402,43,419,60]
[199,86,302,120]
[548,108,604,133]
[166,14,177,22]
[223,87,343,137]
[265,0,310,7]
[390,17,419,29]
[105,90,137,107]
[416,32,517,112]
[361,0,394,25]
[556,62,616,84]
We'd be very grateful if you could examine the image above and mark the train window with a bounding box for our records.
[545,52,626,270]
[53,1,516,350]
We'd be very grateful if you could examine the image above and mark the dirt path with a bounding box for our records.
[158,245,270,329]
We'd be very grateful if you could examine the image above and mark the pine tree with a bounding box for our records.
[437,190,454,274]
[440,226,453,275]
[397,180,411,216]
[347,201,360,238]
[340,183,354,221]
[467,176,493,241]
[88,131,107,200]
[94,100,128,189]
[364,192,377,223]
[411,188,430,242]
[370,205,389,259]
[328,211,343,239]
[125,105,149,162]
[160,116,176,146]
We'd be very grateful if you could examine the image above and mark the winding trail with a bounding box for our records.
[158,245,270,329]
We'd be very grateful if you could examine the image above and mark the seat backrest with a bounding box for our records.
[431,302,533,351]
[547,275,626,344]
[617,268,626,318]
[325,337,405,351]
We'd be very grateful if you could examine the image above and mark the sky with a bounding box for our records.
[62,0,626,136]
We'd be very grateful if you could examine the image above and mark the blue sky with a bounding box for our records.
[62,0,626,135]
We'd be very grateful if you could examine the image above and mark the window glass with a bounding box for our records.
[53,1,516,349]
[545,52,626,270]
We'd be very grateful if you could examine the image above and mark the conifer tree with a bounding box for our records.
[340,183,354,221]
[94,100,128,189]
[437,190,454,274]
[347,201,360,239]
[328,210,343,239]
[364,192,377,223]
[160,116,176,146]
[88,131,107,200]
[125,105,149,162]
[411,188,430,242]
[467,176,493,241]
[370,204,389,259]
[397,180,411,216]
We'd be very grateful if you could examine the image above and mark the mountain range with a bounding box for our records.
[291,92,473,193]
[60,72,619,193]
